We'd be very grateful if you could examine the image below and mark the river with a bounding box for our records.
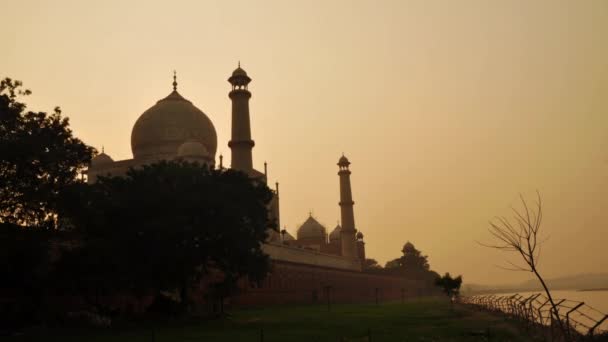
[495,289,608,314]
[493,289,608,333]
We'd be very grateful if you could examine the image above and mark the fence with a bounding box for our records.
[460,293,608,340]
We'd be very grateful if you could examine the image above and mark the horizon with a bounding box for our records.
[3,0,608,285]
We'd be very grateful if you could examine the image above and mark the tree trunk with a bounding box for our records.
[532,267,568,341]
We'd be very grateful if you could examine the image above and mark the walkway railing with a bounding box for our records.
[460,294,608,340]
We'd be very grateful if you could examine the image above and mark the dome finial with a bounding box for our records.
[173,70,177,91]
[102,145,105,153]
[238,60,241,68]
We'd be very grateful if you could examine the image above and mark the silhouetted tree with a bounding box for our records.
[0,78,93,327]
[384,258,401,270]
[0,223,53,328]
[401,242,430,271]
[435,272,462,298]
[54,161,273,313]
[482,192,567,339]
[0,78,94,228]
[385,242,430,274]
[362,258,383,272]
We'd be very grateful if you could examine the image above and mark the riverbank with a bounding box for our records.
[580,288,608,292]
[2,298,538,341]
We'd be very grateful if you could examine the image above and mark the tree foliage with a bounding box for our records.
[54,161,273,306]
[362,258,383,273]
[0,78,94,228]
[384,241,430,274]
[435,272,462,298]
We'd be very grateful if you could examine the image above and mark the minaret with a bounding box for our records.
[228,63,254,173]
[338,154,358,258]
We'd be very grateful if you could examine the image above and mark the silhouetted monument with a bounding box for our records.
[85,65,436,305]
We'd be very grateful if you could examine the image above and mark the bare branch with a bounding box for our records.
[494,262,531,272]
[481,191,568,338]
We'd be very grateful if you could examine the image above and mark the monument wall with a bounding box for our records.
[229,260,438,306]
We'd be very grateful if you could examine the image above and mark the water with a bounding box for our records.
[496,290,608,314]
[494,289,608,333]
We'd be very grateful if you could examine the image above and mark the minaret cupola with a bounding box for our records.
[228,62,252,90]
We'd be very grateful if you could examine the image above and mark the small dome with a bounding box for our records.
[232,67,248,78]
[281,230,295,241]
[356,231,364,240]
[338,154,350,166]
[329,224,342,241]
[91,152,113,167]
[228,64,252,86]
[297,215,327,240]
[177,140,209,158]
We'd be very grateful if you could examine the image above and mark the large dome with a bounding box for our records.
[297,215,327,240]
[131,90,217,160]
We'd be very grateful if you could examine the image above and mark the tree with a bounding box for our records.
[54,161,273,313]
[0,78,94,228]
[435,272,462,299]
[385,242,430,274]
[482,192,567,338]
[0,223,54,328]
[384,258,401,270]
[401,242,430,271]
[0,78,93,327]
[362,258,383,272]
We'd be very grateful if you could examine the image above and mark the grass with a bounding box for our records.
[4,298,538,341]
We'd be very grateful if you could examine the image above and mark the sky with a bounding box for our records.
[3,0,608,285]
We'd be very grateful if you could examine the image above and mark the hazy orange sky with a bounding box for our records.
[3,0,608,285]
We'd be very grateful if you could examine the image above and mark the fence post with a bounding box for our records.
[549,299,566,341]
[375,288,379,305]
[525,294,541,329]
[518,295,531,327]
[589,314,608,337]
[537,297,550,327]
[324,286,332,312]
[565,302,584,340]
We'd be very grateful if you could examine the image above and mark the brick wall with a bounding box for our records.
[229,260,438,306]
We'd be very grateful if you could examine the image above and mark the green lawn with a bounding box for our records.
[5,298,538,341]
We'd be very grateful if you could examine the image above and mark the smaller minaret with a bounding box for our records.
[228,63,254,173]
[274,181,280,229]
[338,154,358,258]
